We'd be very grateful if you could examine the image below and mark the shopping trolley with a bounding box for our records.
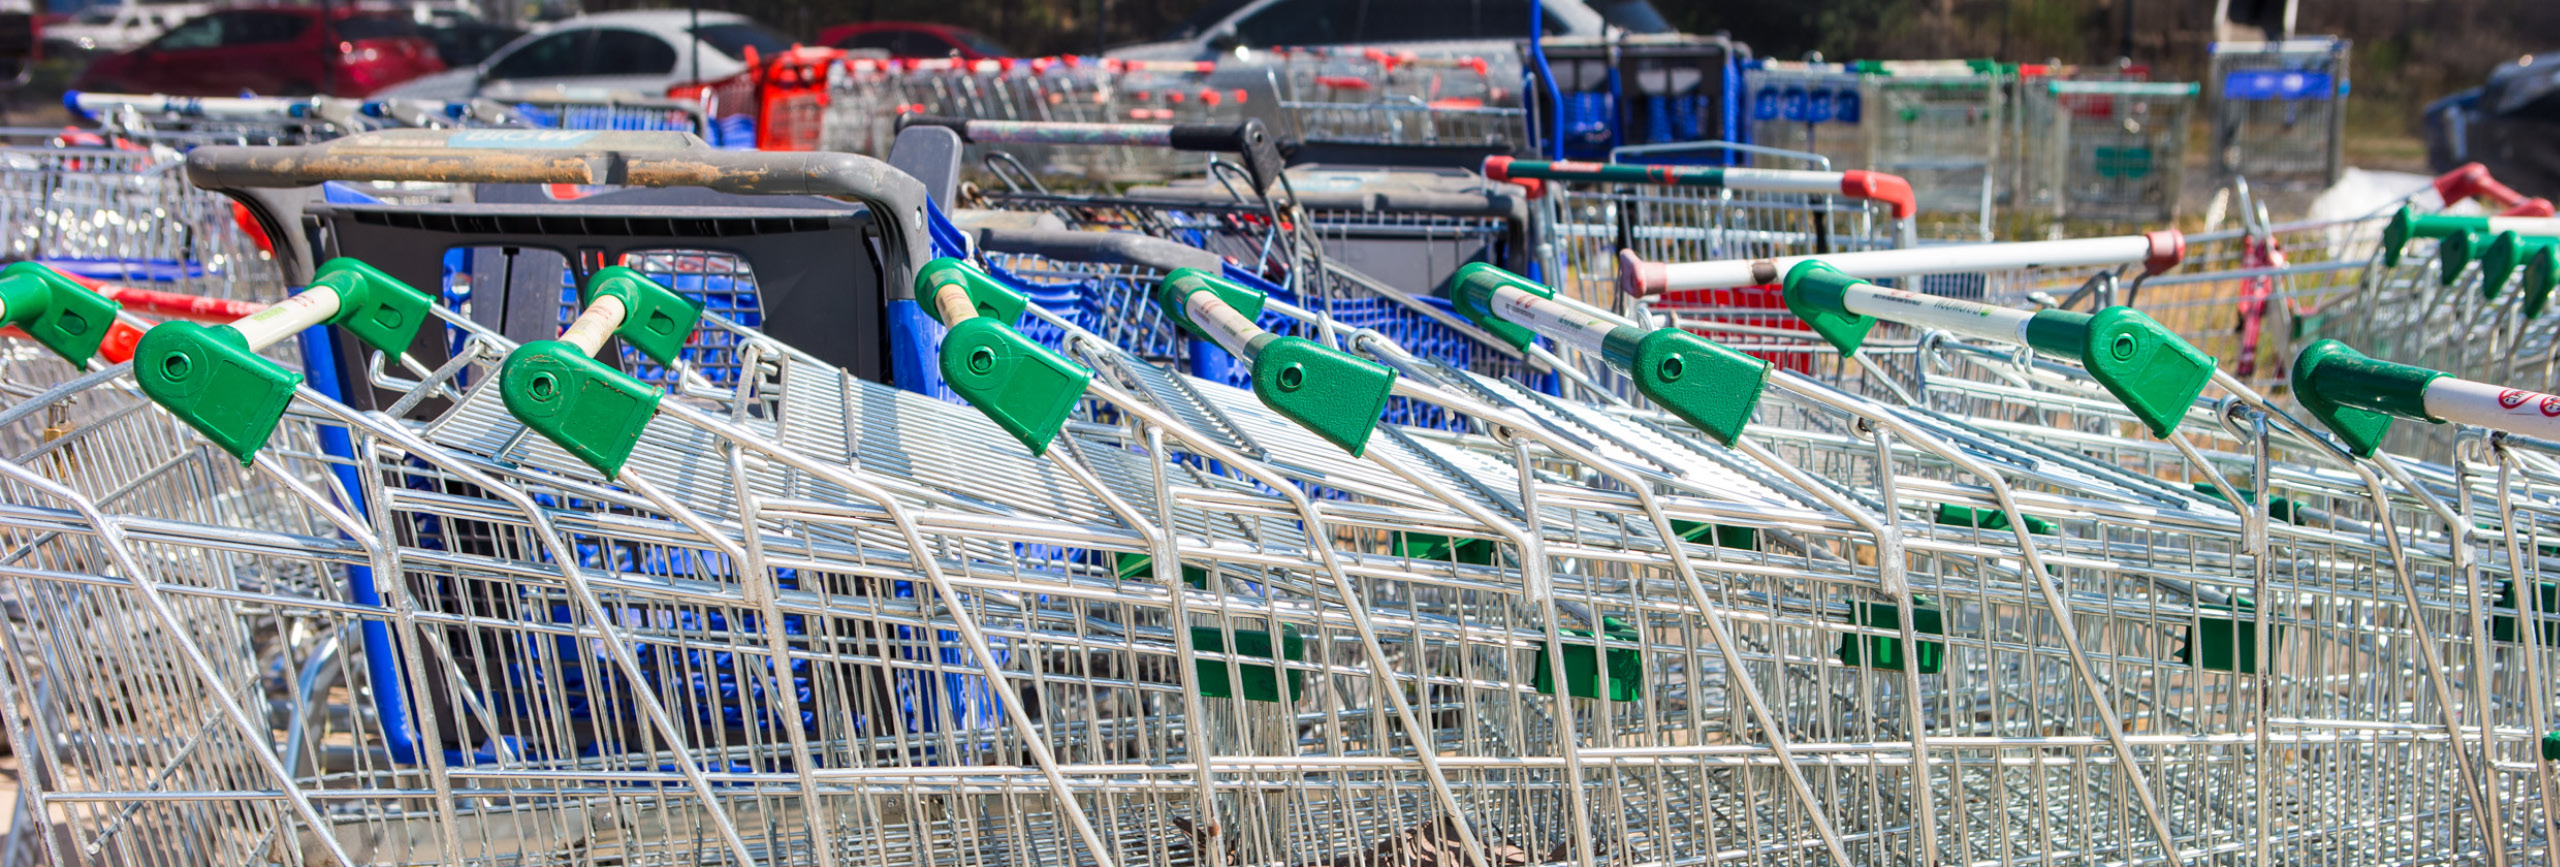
[1741,58,1869,173]
[2209,37,2351,188]
[0,124,286,302]
[1481,154,1914,307]
[2022,80,2198,225]
[1860,60,2008,240]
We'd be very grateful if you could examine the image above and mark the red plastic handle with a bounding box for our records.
[1839,171,1916,219]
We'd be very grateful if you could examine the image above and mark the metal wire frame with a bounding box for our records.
[0,140,284,300]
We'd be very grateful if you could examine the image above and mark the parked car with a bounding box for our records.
[43,1,205,57]
[815,21,1009,60]
[74,6,444,97]
[1106,0,1671,61]
[2426,50,2560,199]
[374,10,793,101]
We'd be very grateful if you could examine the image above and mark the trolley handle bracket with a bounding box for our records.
[1785,260,2212,437]
[1166,120,1284,198]
[916,258,1091,455]
[133,257,435,464]
[1155,268,1395,455]
[0,261,123,368]
[2291,339,2445,458]
[1449,263,1766,445]
[495,266,704,477]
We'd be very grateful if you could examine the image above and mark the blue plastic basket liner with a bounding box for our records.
[511,102,698,133]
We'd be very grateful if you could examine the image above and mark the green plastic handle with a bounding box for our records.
[132,322,299,463]
[1790,260,2213,437]
[1779,260,1881,357]
[916,257,1029,327]
[580,266,705,367]
[0,261,120,367]
[1446,261,1556,352]
[1154,268,1395,456]
[132,258,435,463]
[1449,265,1773,444]
[2290,339,2446,458]
[2529,246,2560,320]
[499,340,662,477]
[914,258,1087,454]
[2482,232,2560,301]
[2439,231,2486,287]
[2021,306,2217,438]
[309,257,435,360]
[2383,208,2490,268]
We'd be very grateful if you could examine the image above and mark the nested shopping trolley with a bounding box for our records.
[2,119,2553,867]
[2209,37,2351,188]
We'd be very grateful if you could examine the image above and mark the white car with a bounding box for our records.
[45,1,207,56]
[374,9,793,102]
[1106,0,1673,62]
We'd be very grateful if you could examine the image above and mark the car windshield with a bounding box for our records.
[690,22,790,61]
[73,7,118,24]
[957,30,1009,56]
[1592,0,1671,33]
[335,15,419,40]
[1166,0,1254,39]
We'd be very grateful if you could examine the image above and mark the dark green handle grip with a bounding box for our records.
[0,261,120,367]
[2291,339,2446,458]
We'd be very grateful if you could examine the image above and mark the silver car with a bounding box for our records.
[1105,0,1674,62]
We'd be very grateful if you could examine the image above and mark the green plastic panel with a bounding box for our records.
[500,340,663,477]
[2187,482,2304,524]
[1192,625,1303,702]
[2492,579,2560,646]
[2180,598,2276,674]
[1533,618,1643,702]
[1670,520,1760,550]
[1839,599,1945,673]
[1393,531,1497,565]
[1115,551,1209,590]
[1934,503,2056,535]
[131,322,299,463]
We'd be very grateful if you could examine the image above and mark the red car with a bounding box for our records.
[816,21,1010,60]
[75,6,444,98]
